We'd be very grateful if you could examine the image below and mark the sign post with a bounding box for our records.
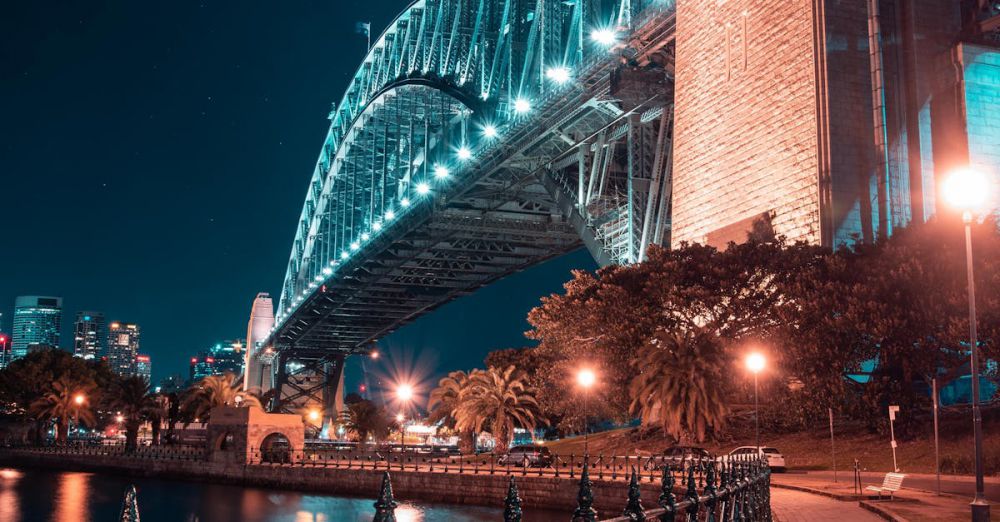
[888,405,900,472]
[829,408,837,482]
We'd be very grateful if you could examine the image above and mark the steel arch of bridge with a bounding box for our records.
[259,0,679,411]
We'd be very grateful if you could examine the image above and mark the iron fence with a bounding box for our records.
[1,441,206,461]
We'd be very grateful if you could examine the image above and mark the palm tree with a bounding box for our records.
[628,326,729,442]
[454,366,543,454]
[180,372,260,424]
[109,376,158,451]
[428,370,476,452]
[30,375,96,444]
[344,399,391,444]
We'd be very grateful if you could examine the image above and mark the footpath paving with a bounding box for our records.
[770,487,883,522]
[770,472,992,521]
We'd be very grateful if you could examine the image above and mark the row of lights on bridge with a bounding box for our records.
[269,28,622,335]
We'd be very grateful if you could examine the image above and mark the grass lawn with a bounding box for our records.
[543,417,1000,476]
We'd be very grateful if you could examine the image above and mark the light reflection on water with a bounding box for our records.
[0,467,561,521]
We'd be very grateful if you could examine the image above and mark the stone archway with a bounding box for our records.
[205,406,304,465]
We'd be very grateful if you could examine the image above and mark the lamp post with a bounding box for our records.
[943,167,992,522]
[745,353,766,452]
[576,368,596,456]
[395,412,406,451]
[73,393,85,442]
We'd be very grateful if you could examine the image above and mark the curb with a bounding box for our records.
[859,500,908,522]
[770,482,864,502]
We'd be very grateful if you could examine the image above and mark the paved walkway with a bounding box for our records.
[770,487,883,522]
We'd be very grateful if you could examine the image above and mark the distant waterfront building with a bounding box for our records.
[11,296,62,360]
[0,333,10,369]
[107,322,140,376]
[190,340,245,382]
[73,311,106,360]
[135,354,152,383]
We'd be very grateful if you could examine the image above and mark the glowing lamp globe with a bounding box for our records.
[457,147,472,160]
[513,98,531,114]
[416,182,431,195]
[943,168,990,211]
[746,353,766,374]
[590,28,617,46]
[483,125,498,138]
[577,368,596,388]
[545,66,571,84]
[396,384,414,401]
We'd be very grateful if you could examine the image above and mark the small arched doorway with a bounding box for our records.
[260,432,291,464]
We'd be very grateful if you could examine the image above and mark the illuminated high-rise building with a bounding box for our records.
[107,322,140,376]
[135,354,152,383]
[73,311,106,360]
[11,296,62,360]
[189,340,245,382]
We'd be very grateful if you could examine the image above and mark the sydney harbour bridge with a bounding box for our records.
[243,0,1000,416]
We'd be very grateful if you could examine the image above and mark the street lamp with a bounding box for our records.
[73,394,85,440]
[576,368,597,456]
[745,353,766,452]
[943,167,992,522]
[395,384,414,452]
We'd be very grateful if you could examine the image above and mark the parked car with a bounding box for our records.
[728,446,786,472]
[498,445,554,467]
[644,446,713,470]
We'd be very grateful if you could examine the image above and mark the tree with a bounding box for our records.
[108,376,159,450]
[628,327,729,442]
[428,370,475,452]
[454,366,543,453]
[344,399,391,443]
[29,375,96,444]
[180,373,260,424]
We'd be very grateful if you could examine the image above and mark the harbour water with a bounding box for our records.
[0,467,563,521]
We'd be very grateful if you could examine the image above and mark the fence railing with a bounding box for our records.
[248,446,740,484]
[109,454,772,522]
[1,441,207,461]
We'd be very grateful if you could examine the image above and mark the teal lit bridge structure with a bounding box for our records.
[254,0,680,413]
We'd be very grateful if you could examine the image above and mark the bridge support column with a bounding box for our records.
[270,349,345,427]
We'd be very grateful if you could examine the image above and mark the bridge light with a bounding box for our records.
[401,197,411,207]
[434,165,450,179]
[416,182,431,195]
[361,232,370,241]
[322,267,332,276]
[545,66,571,84]
[483,124,498,139]
[385,210,396,220]
[309,282,317,289]
[341,251,350,259]
[314,275,323,282]
[514,98,531,114]
[329,259,336,266]
[590,28,617,46]
[350,241,360,251]
[457,147,472,160]
[373,222,382,231]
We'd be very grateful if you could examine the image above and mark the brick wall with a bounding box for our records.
[961,43,1000,218]
[671,0,823,248]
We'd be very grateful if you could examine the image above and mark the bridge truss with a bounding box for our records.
[257,0,679,414]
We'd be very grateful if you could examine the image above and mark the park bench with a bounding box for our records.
[865,472,906,499]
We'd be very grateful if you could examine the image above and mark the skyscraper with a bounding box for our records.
[189,340,245,382]
[73,311,106,361]
[135,354,152,383]
[107,322,140,376]
[11,296,62,360]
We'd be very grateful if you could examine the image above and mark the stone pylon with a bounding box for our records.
[118,484,140,522]
[373,471,397,522]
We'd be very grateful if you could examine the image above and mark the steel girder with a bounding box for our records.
[264,0,678,358]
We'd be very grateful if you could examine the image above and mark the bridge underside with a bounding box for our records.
[257,0,679,413]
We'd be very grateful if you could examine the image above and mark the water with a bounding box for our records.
[0,467,562,521]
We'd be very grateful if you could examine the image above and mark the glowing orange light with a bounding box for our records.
[746,353,766,374]
[73,394,85,406]
[576,368,597,389]
[396,384,414,402]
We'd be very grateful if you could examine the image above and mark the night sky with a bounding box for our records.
[1,1,597,388]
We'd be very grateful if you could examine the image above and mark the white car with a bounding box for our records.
[728,446,786,472]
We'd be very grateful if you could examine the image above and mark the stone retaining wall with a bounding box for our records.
[0,450,665,513]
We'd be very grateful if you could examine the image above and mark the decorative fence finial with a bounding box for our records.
[572,461,598,522]
[373,471,397,522]
[658,465,677,522]
[623,466,645,520]
[118,484,140,522]
[504,476,523,522]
